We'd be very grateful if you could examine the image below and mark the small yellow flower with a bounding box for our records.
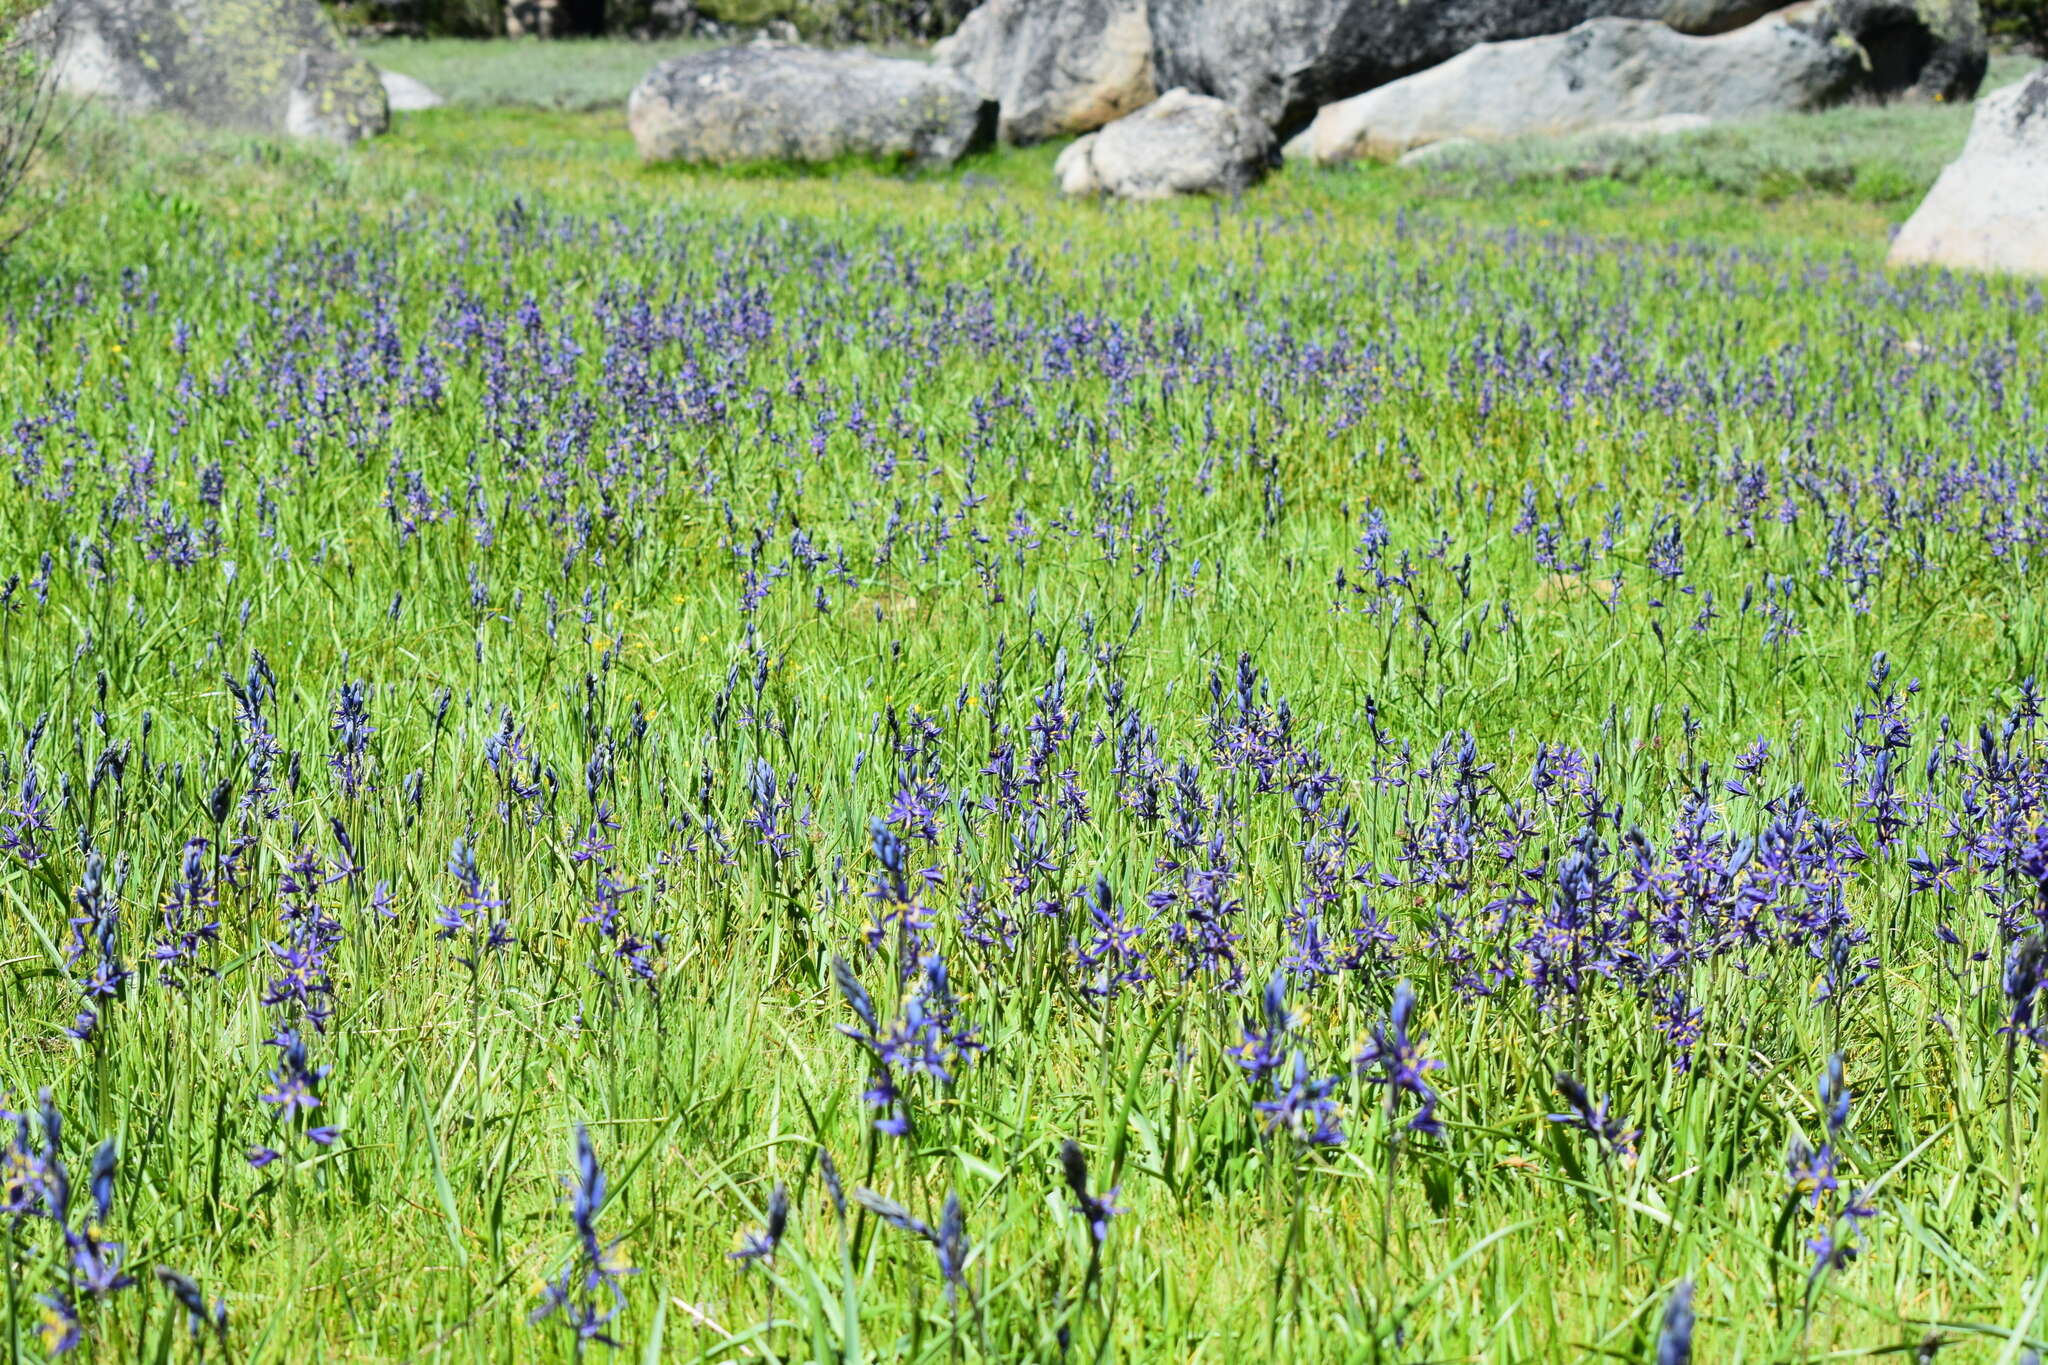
[36,1299,75,1353]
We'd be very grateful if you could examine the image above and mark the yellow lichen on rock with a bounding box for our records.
[37,0,389,141]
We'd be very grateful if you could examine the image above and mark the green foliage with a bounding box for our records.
[693,0,973,40]
[0,0,63,255]
[1984,0,2048,53]
[330,0,506,36]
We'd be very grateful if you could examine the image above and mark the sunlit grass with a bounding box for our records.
[0,70,2042,1365]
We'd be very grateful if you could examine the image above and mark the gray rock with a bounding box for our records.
[1052,135,1103,195]
[377,67,445,112]
[1146,0,1775,133]
[1289,15,1851,164]
[1053,87,1273,198]
[627,43,992,168]
[33,0,388,142]
[1888,66,2048,277]
[932,0,1154,144]
[940,0,1983,139]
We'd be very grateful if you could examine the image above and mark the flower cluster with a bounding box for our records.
[1354,981,1445,1138]
[0,1094,136,1356]
[833,951,983,1137]
[1789,1055,1878,1283]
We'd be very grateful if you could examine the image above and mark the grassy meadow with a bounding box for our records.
[0,42,2046,1363]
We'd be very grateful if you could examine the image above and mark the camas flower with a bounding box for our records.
[35,1292,80,1356]
[1354,980,1445,1137]
[852,1187,969,1308]
[1231,970,1295,1087]
[1255,1053,1346,1147]
[1059,1140,1124,1245]
[153,1267,227,1349]
[1548,1073,1639,1162]
[1655,1280,1694,1365]
[531,1125,635,1348]
[2005,935,2046,1046]
[728,1183,788,1265]
[1792,1054,1876,1283]
[259,1030,330,1124]
[832,952,982,1137]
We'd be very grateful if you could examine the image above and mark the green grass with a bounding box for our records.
[47,47,2046,259]
[359,36,726,109]
[360,33,932,110]
[0,59,2044,1365]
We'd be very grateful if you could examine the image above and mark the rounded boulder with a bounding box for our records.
[628,43,994,170]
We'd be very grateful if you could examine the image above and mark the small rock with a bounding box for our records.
[1053,134,1103,194]
[1054,89,1273,199]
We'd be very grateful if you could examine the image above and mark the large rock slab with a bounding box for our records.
[927,0,1984,137]
[1053,88,1273,198]
[1287,15,1854,164]
[1888,67,2048,277]
[932,0,1155,144]
[35,0,388,142]
[1147,0,1782,133]
[627,43,992,168]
